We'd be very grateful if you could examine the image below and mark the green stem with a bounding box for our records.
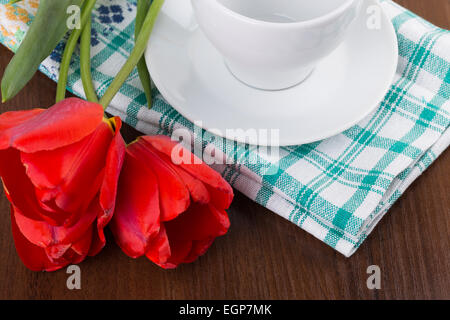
[80,16,98,103]
[136,0,153,109]
[99,0,164,110]
[56,0,97,103]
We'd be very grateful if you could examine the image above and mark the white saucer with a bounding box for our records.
[146,0,398,146]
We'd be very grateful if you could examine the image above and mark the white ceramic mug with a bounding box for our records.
[191,0,363,90]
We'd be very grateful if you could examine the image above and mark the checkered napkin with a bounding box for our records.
[1,0,449,257]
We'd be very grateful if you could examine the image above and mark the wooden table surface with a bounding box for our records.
[0,0,449,300]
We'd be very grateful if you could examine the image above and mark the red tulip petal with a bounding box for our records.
[0,148,52,222]
[33,188,73,226]
[0,109,44,150]
[6,98,104,153]
[144,225,171,265]
[165,203,230,242]
[98,117,126,234]
[63,172,105,227]
[45,242,89,267]
[70,224,94,257]
[183,238,215,264]
[156,238,193,269]
[45,243,72,262]
[140,135,227,187]
[0,109,45,131]
[21,121,113,214]
[147,202,230,267]
[145,226,215,268]
[140,136,234,209]
[206,185,234,211]
[128,139,190,222]
[69,252,87,265]
[10,206,67,272]
[14,198,98,248]
[167,163,210,204]
[110,152,161,258]
[209,205,231,235]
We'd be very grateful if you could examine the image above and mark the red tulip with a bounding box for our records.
[0,98,125,271]
[111,136,233,269]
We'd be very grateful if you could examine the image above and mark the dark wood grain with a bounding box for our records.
[0,0,449,300]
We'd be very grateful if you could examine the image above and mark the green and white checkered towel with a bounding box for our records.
[1,0,449,256]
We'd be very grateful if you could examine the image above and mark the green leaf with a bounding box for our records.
[1,0,83,102]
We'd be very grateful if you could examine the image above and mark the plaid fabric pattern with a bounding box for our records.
[1,0,449,257]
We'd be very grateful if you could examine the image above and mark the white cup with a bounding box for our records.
[191,0,363,90]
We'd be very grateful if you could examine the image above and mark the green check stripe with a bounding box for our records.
[330,28,447,235]
[327,28,445,234]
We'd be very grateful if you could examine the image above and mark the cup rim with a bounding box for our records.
[210,0,358,28]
